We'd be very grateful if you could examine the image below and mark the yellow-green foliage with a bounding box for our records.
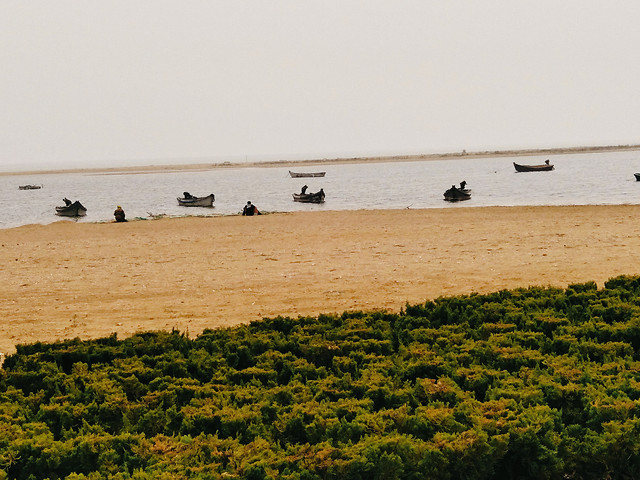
[2,276,640,479]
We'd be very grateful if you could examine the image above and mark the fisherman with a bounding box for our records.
[242,201,261,216]
[459,180,467,190]
[183,192,194,199]
[114,205,127,222]
[63,197,71,206]
[301,185,308,194]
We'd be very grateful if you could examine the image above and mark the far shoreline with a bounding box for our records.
[3,144,640,177]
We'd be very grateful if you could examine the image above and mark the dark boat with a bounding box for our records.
[19,184,42,190]
[289,170,326,178]
[443,185,471,202]
[177,193,215,207]
[55,200,87,217]
[513,160,554,172]
[634,173,640,181]
[293,189,325,203]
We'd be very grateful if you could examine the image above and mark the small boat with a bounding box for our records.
[293,189,325,203]
[55,200,87,217]
[513,160,554,172]
[18,184,42,190]
[634,173,640,181]
[289,170,326,178]
[443,186,471,202]
[177,193,215,207]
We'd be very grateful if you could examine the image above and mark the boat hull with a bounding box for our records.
[289,170,326,178]
[293,192,325,203]
[55,201,87,217]
[513,162,554,172]
[443,187,471,202]
[177,194,215,207]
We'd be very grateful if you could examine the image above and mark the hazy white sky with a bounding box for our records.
[2,1,640,171]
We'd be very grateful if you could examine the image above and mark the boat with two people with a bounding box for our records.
[513,159,554,172]
[177,192,215,207]
[289,170,326,178]
[293,187,325,203]
[443,183,471,202]
[55,198,87,217]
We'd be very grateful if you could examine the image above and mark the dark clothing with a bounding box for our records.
[114,207,126,222]
[242,204,261,216]
[301,185,308,194]
[63,198,71,206]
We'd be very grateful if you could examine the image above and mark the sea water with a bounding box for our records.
[1,150,639,229]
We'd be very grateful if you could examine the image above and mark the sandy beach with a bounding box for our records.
[2,205,640,354]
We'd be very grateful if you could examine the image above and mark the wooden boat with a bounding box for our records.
[19,184,42,190]
[513,160,554,172]
[634,173,640,181]
[55,200,87,217]
[177,193,215,207]
[443,186,471,202]
[293,189,325,203]
[289,170,326,178]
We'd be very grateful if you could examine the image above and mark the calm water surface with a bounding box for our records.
[1,151,639,229]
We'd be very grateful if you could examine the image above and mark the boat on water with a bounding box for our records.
[634,173,640,181]
[513,160,554,172]
[55,200,87,217]
[443,185,471,202]
[177,193,215,207]
[293,189,325,203]
[18,184,42,190]
[289,170,326,178]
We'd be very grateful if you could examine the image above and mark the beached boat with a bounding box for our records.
[293,189,325,203]
[443,186,471,202]
[18,184,42,190]
[55,200,87,217]
[513,160,554,172]
[289,170,326,178]
[177,193,215,207]
[634,173,640,181]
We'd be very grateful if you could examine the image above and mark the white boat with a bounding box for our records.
[55,200,87,217]
[177,193,215,207]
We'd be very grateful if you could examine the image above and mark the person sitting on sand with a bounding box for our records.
[114,205,127,222]
[242,201,261,216]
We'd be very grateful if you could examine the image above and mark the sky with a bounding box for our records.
[2,1,640,171]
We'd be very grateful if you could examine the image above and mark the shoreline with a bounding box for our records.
[2,204,640,354]
[2,144,639,177]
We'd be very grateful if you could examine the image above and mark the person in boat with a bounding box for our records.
[114,205,127,222]
[545,159,550,165]
[459,180,467,190]
[242,201,261,216]
[63,197,72,206]
[301,185,308,194]
[319,188,325,199]
[183,192,194,199]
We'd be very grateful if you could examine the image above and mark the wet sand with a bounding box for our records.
[2,205,640,354]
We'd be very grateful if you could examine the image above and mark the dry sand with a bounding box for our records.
[2,205,640,354]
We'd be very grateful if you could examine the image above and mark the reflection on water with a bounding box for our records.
[1,150,639,229]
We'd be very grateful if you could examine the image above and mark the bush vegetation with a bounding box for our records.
[2,276,640,479]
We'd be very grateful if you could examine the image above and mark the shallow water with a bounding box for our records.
[1,150,639,229]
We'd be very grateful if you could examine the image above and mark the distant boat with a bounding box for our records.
[513,160,554,172]
[18,184,42,190]
[443,185,471,202]
[289,170,326,178]
[634,173,640,181]
[293,189,325,203]
[177,193,215,207]
[55,200,87,217]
